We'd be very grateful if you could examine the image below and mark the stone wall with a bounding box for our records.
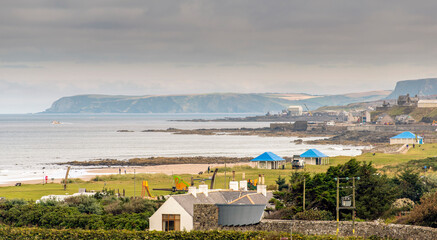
[193,204,218,230]
[193,204,437,240]
[347,125,437,132]
[218,220,437,240]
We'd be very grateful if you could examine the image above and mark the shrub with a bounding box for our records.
[264,206,299,220]
[64,196,103,215]
[294,209,334,221]
[0,227,359,240]
[103,197,159,215]
[396,192,437,227]
[0,197,158,231]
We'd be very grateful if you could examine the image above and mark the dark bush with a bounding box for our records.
[294,209,334,221]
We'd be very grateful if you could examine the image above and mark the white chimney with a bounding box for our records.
[239,180,248,191]
[229,181,239,191]
[198,184,208,196]
[257,184,267,196]
[188,186,197,197]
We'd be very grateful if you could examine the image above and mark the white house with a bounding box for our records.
[149,185,272,231]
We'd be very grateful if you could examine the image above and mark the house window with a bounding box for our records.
[162,214,180,231]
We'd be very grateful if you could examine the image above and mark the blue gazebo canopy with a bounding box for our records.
[391,131,422,139]
[251,152,285,162]
[300,149,328,158]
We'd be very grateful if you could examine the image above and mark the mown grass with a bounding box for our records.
[2,143,437,200]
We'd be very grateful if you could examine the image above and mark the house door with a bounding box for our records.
[162,214,180,231]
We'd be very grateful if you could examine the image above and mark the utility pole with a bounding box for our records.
[134,169,136,198]
[63,166,71,190]
[224,158,227,189]
[335,176,359,238]
[352,177,356,235]
[303,177,306,212]
[336,177,339,240]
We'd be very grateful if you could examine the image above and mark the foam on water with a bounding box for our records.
[0,113,365,184]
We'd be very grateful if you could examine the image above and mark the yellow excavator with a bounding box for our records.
[304,104,313,116]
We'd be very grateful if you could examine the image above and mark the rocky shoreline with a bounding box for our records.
[59,156,258,166]
[142,127,331,138]
[135,128,396,146]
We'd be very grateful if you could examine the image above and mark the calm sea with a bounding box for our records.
[0,113,365,183]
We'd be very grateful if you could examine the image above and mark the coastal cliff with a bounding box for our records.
[386,78,437,99]
[43,92,388,113]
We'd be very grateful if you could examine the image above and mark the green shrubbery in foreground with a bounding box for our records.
[0,195,161,231]
[0,227,376,240]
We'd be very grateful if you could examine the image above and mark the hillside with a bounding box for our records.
[43,91,389,113]
[371,106,437,122]
[386,78,437,99]
[44,94,292,113]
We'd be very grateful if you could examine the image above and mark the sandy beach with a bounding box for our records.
[0,162,254,187]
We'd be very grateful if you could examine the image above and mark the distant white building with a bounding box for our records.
[390,131,423,145]
[287,105,303,116]
[418,100,437,108]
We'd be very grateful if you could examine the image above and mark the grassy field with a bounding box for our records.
[2,143,437,201]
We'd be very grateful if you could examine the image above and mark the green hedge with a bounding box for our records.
[0,226,369,240]
[0,197,159,231]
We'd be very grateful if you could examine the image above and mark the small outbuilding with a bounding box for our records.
[376,113,395,125]
[390,131,423,145]
[300,149,329,165]
[251,152,285,169]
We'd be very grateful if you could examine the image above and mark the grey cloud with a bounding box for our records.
[1,1,437,64]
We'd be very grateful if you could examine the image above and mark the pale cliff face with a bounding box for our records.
[387,78,437,100]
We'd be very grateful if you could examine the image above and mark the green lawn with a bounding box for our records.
[2,143,437,200]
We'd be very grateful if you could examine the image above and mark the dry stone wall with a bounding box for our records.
[193,204,437,240]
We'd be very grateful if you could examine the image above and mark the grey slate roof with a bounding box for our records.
[171,190,273,216]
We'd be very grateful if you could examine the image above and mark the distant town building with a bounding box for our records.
[390,131,423,145]
[251,152,285,169]
[376,100,392,111]
[347,111,371,124]
[382,101,391,108]
[395,115,416,124]
[360,111,371,124]
[376,113,395,125]
[347,112,359,123]
[287,105,303,116]
[397,94,419,106]
[418,99,437,108]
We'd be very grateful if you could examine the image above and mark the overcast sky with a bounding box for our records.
[2,1,437,113]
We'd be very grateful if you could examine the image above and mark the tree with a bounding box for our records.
[393,169,426,202]
[275,176,288,191]
[270,159,399,220]
[355,162,398,220]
